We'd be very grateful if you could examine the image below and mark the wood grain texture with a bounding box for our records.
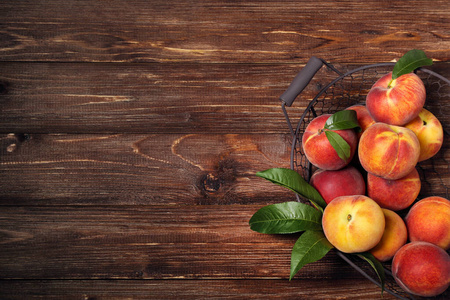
[1,0,449,298]
[0,205,361,280]
[0,279,397,299]
[0,0,448,63]
[0,62,342,134]
[0,133,295,205]
[0,62,448,134]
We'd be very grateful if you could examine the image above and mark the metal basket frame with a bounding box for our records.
[279,57,450,300]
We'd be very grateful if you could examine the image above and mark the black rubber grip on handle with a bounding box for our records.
[280,56,324,107]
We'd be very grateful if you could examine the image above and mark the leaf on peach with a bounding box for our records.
[324,130,351,162]
[392,49,432,80]
[324,110,360,131]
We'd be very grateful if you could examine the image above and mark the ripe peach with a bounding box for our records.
[367,168,421,211]
[302,114,358,170]
[322,195,385,253]
[369,209,407,262]
[404,108,444,162]
[392,241,450,297]
[358,122,420,180]
[345,105,375,138]
[366,72,426,126]
[405,196,450,250]
[310,166,366,204]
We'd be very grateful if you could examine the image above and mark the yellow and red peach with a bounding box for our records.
[367,168,421,211]
[369,209,407,262]
[405,196,450,250]
[302,114,358,170]
[322,195,385,253]
[358,122,420,180]
[405,108,444,162]
[392,241,450,297]
[310,166,366,204]
[366,72,426,126]
[345,104,375,138]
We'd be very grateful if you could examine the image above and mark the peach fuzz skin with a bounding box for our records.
[366,72,426,126]
[369,209,407,262]
[392,241,450,297]
[322,195,385,253]
[367,168,421,211]
[405,108,444,162]
[310,166,366,204]
[405,196,450,250]
[358,122,420,180]
[302,114,358,170]
[345,105,375,138]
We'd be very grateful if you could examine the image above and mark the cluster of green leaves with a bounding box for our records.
[249,167,385,288]
[249,169,332,281]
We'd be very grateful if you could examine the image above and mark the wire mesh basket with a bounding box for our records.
[279,57,449,300]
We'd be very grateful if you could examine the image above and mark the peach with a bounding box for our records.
[369,209,407,262]
[366,72,426,126]
[345,104,375,138]
[358,122,420,180]
[405,196,450,250]
[302,114,358,170]
[367,168,421,211]
[392,241,450,297]
[310,166,366,204]
[404,108,444,162]
[322,195,385,253]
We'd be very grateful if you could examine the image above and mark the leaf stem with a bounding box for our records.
[309,200,324,214]
[387,79,394,89]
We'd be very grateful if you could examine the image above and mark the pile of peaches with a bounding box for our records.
[302,71,449,297]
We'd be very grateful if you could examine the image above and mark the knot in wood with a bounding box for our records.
[202,173,221,193]
[2,133,31,153]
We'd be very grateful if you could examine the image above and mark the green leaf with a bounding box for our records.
[324,130,351,162]
[256,168,327,209]
[324,110,360,131]
[392,49,433,80]
[356,252,386,294]
[290,230,334,280]
[249,201,322,234]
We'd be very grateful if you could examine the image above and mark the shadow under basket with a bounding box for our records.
[280,57,449,300]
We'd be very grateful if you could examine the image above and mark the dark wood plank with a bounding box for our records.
[0,62,448,134]
[0,62,336,134]
[0,205,363,280]
[0,133,296,205]
[0,0,448,63]
[0,279,397,299]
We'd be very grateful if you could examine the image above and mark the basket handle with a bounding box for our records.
[280,56,323,107]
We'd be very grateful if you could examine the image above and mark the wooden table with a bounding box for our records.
[0,1,449,299]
